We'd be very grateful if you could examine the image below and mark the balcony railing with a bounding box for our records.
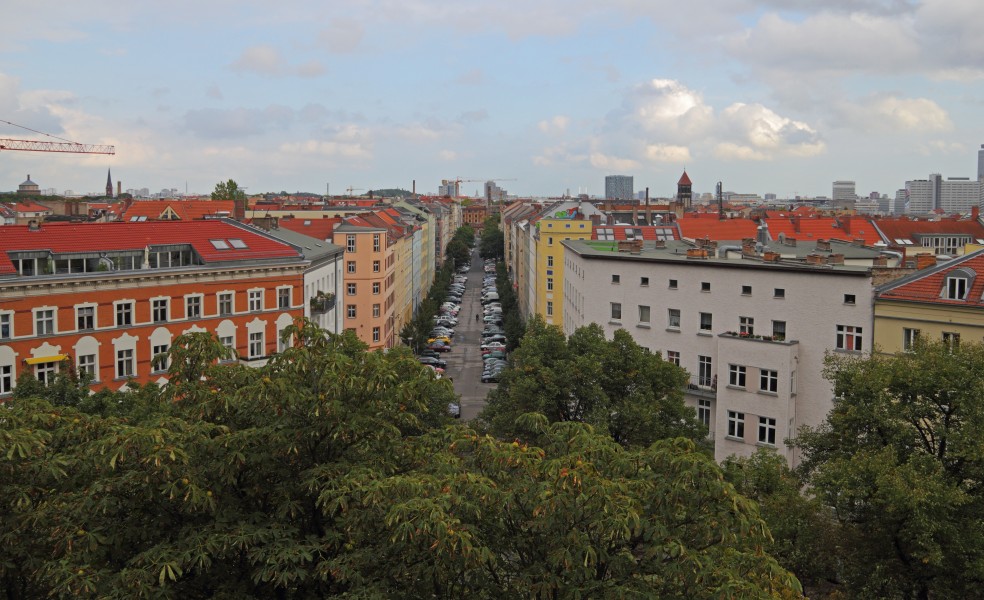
[310,293,336,313]
[720,331,789,343]
[687,376,717,398]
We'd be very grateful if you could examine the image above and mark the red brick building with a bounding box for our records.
[0,219,307,396]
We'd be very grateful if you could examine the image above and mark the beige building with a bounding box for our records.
[561,237,898,466]
[874,249,984,353]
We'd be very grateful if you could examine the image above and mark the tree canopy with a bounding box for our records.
[480,316,705,448]
[0,320,801,599]
[210,179,247,202]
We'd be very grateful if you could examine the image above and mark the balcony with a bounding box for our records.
[310,292,336,314]
[686,376,717,399]
[719,331,792,344]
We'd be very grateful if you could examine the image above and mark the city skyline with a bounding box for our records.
[2,1,983,198]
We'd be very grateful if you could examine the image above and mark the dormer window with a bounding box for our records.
[943,268,975,300]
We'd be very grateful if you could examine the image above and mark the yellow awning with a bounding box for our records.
[24,354,69,365]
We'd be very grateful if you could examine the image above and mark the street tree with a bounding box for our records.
[792,340,984,599]
[481,316,703,447]
[210,179,247,202]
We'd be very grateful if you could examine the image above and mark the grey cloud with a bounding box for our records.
[183,105,295,138]
[317,18,364,53]
[457,109,489,124]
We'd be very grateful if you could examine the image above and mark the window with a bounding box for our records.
[1,364,13,394]
[152,343,170,373]
[698,355,713,387]
[186,296,202,319]
[701,282,711,292]
[373,260,380,273]
[347,283,357,296]
[77,306,95,331]
[943,331,961,351]
[760,369,778,393]
[612,274,620,284]
[228,239,247,249]
[373,234,381,252]
[249,332,264,359]
[758,417,777,446]
[278,330,290,353]
[699,312,713,332]
[836,325,863,351]
[547,255,554,267]
[729,364,746,388]
[546,301,554,316]
[741,285,752,295]
[668,309,681,328]
[727,411,745,439]
[346,235,356,252]
[219,335,235,356]
[116,302,133,326]
[347,261,356,274]
[772,320,786,340]
[219,293,233,316]
[372,304,380,318]
[36,361,57,386]
[669,279,678,289]
[546,277,554,291]
[548,236,553,245]
[116,349,134,379]
[35,309,55,335]
[844,294,856,305]
[347,305,356,318]
[945,275,969,300]
[372,282,381,295]
[665,350,680,366]
[638,305,650,324]
[372,327,380,343]
[610,302,622,320]
[774,288,785,298]
[903,327,920,351]
[249,290,263,312]
[0,313,10,339]
[152,299,168,323]
[698,399,711,428]
[78,354,96,379]
[739,316,754,335]
[641,277,649,286]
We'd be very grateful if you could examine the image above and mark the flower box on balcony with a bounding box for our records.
[310,292,336,313]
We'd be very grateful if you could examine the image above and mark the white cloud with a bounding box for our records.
[278,139,372,159]
[718,103,825,157]
[623,79,714,141]
[537,115,569,134]
[439,149,457,160]
[643,144,691,163]
[833,95,952,132]
[589,152,639,171]
[230,45,324,78]
[713,142,769,161]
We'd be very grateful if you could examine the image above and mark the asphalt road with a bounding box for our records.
[445,248,497,421]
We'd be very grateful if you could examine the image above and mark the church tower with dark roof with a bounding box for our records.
[106,168,113,198]
[677,170,692,209]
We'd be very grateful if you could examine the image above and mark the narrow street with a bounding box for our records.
[445,247,496,421]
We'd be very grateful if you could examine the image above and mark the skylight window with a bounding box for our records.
[228,238,248,249]
[210,239,230,250]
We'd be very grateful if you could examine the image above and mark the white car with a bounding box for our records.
[481,341,506,350]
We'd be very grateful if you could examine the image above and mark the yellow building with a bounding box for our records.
[874,248,984,353]
[531,203,597,328]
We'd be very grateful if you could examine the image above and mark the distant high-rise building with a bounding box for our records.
[906,173,980,214]
[485,181,507,203]
[438,179,459,197]
[832,180,856,207]
[978,144,984,181]
[605,175,633,200]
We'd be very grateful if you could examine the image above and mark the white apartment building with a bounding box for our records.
[562,238,884,466]
[906,174,982,214]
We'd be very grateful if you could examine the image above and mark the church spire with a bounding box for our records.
[106,168,113,198]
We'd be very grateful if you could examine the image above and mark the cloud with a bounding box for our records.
[620,79,714,141]
[643,144,691,163]
[182,105,295,138]
[439,149,457,161]
[832,95,952,132]
[713,142,770,161]
[317,18,364,53]
[0,72,69,137]
[230,45,324,78]
[718,103,825,157]
[457,109,489,124]
[454,68,485,86]
[537,115,569,134]
[589,152,639,171]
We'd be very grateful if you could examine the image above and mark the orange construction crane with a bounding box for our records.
[0,120,115,155]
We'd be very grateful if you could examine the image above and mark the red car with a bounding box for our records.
[428,342,452,352]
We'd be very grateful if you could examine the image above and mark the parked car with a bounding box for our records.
[427,342,451,352]
[418,349,441,359]
[418,356,447,369]
[481,341,507,350]
[448,402,461,418]
[483,350,507,361]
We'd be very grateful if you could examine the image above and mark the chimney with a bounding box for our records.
[916,254,937,270]
[973,206,980,221]
[806,254,827,265]
[28,219,40,231]
[816,239,832,252]
[644,187,652,225]
[873,256,888,267]
[841,215,852,235]
[791,215,800,233]
[590,214,600,227]
[117,181,122,197]
[784,237,797,247]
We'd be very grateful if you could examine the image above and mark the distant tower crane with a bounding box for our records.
[0,120,115,155]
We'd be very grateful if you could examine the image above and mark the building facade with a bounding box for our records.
[561,238,880,466]
[906,174,982,214]
[605,175,634,200]
[331,221,396,350]
[0,220,307,397]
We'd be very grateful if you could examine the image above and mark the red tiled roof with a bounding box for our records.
[0,220,299,275]
[122,200,237,221]
[879,251,984,307]
[764,216,882,245]
[677,215,758,240]
[276,217,342,241]
[678,170,692,186]
[873,216,984,244]
[13,201,51,213]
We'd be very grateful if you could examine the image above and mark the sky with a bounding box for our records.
[1,0,983,199]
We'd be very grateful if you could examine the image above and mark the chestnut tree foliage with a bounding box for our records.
[0,320,800,599]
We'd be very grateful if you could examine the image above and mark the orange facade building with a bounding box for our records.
[0,219,306,397]
[331,219,396,350]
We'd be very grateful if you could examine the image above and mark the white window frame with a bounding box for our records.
[758,417,777,446]
[638,305,650,324]
[372,327,380,343]
[903,327,920,351]
[546,301,553,316]
[347,305,357,319]
[739,316,754,336]
[0,312,11,339]
[36,361,57,385]
[668,309,681,329]
[698,355,713,387]
[729,364,746,388]
[945,276,968,300]
[151,297,169,323]
[373,234,381,252]
[0,364,13,395]
[372,304,381,318]
[346,235,356,252]
[836,325,863,351]
[152,343,170,373]
[218,292,234,316]
[116,349,135,379]
[610,302,622,321]
[665,350,680,366]
[248,289,263,312]
[697,399,711,428]
[727,411,745,440]
[373,260,380,273]
[76,305,96,331]
[372,282,381,295]
[277,287,291,309]
[347,261,357,274]
[115,301,134,327]
[699,312,712,332]
[185,295,203,320]
[249,331,264,359]
[34,308,55,336]
[78,354,97,380]
[760,369,778,393]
